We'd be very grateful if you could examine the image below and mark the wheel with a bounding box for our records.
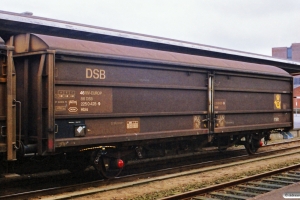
[64,153,90,173]
[214,135,230,153]
[244,134,260,155]
[66,161,89,173]
[93,150,124,179]
[218,147,227,153]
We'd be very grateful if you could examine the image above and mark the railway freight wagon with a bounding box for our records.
[6,33,293,178]
[0,38,16,162]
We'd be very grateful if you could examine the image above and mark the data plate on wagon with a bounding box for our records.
[55,86,112,115]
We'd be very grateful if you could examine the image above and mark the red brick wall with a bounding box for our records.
[294,86,300,108]
[292,43,300,61]
[272,47,287,59]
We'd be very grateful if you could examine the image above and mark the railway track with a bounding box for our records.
[159,164,300,200]
[1,139,300,199]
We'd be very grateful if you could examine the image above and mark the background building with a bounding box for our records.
[272,43,300,62]
[273,43,300,109]
[273,43,300,87]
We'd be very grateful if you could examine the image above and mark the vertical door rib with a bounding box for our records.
[6,46,16,160]
[46,51,55,152]
[207,72,214,142]
[37,54,46,155]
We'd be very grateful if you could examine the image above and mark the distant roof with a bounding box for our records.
[1,10,300,73]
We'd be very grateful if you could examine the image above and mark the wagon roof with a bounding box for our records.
[11,33,290,76]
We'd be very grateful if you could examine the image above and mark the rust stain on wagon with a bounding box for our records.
[193,115,201,129]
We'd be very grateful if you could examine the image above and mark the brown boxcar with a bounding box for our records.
[0,37,16,162]
[8,33,293,177]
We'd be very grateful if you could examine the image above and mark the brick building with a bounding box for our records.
[273,43,300,89]
[272,43,300,61]
[272,43,300,109]
[294,87,300,109]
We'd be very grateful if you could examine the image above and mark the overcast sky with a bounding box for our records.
[2,0,300,56]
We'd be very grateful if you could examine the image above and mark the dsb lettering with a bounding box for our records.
[86,68,106,79]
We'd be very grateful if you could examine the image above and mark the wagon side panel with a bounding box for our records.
[54,57,210,149]
[213,72,293,134]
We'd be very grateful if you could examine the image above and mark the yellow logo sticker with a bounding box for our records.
[274,94,281,109]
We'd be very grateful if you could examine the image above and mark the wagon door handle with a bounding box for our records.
[202,118,210,122]
[55,124,58,134]
[1,63,7,76]
[13,99,21,149]
[1,126,6,137]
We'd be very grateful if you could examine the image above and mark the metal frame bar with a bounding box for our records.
[6,45,16,160]
[46,51,55,152]
[37,54,45,155]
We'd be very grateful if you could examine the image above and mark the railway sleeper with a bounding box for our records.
[263,178,295,185]
[284,172,300,178]
[192,197,219,200]
[273,175,300,181]
[237,185,273,192]
[223,189,258,197]
[210,192,249,200]
[248,181,285,188]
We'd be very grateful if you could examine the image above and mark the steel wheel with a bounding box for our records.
[244,134,260,155]
[64,153,90,173]
[218,147,227,153]
[94,155,123,179]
